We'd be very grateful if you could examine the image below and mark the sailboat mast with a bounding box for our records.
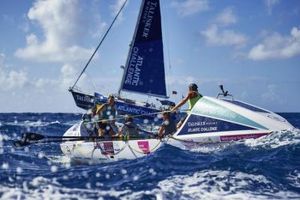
[118,0,146,97]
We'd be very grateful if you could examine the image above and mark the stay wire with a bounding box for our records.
[71,0,129,89]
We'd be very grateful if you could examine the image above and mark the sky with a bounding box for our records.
[0,0,299,113]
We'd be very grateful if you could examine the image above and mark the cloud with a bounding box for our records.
[201,25,247,47]
[0,53,29,91]
[60,64,78,90]
[261,84,284,105]
[248,27,300,60]
[15,0,105,63]
[171,0,209,17]
[215,7,237,26]
[264,0,280,15]
[201,8,246,48]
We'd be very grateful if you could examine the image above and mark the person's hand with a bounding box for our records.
[158,133,164,139]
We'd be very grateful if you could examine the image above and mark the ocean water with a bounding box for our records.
[0,113,300,199]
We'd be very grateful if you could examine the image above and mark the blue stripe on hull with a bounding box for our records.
[222,99,269,113]
[178,114,256,135]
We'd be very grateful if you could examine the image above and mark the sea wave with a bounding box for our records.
[152,170,300,199]
[1,170,299,200]
[0,177,131,200]
[244,129,300,149]
[1,113,300,199]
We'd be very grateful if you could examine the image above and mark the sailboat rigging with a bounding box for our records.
[69,0,174,116]
[70,0,128,91]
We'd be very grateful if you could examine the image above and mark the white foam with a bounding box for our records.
[188,142,232,153]
[147,170,299,200]
[286,169,300,188]
[244,129,300,149]
[4,120,62,127]
[1,169,299,199]
[0,177,130,200]
[182,129,300,153]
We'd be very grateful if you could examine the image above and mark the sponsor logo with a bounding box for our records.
[75,94,92,103]
[125,47,143,86]
[137,141,150,154]
[220,133,269,142]
[99,142,114,155]
[117,104,151,115]
[142,1,158,38]
[187,121,218,133]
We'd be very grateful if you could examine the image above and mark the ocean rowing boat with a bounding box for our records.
[60,96,294,162]
[60,122,162,163]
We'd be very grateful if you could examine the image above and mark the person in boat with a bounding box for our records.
[119,115,140,138]
[158,112,177,138]
[171,83,202,128]
[93,94,118,137]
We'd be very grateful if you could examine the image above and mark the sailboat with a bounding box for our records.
[60,0,294,163]
[69,0,173,117]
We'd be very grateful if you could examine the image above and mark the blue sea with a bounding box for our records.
[0,113,300,199]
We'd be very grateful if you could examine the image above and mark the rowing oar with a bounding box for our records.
[13,132,157,147]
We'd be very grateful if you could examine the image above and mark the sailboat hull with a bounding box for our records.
[70,90,94,110]
[70,89,160,118]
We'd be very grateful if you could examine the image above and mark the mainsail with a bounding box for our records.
[119,0,167,98]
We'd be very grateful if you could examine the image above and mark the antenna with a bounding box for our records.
[217,85,233,100]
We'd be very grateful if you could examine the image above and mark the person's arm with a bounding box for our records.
[95,104,105,115]
[158,126,165,137]
[171,93,190,112]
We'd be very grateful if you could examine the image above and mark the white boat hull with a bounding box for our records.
[60,122,162,163]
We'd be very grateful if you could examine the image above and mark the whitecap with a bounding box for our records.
[244,129,300,149]
[142,170,300,200]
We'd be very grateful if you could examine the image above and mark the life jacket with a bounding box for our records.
[97,103,116,120]
[188,92,202,111]
[123,122,139,136]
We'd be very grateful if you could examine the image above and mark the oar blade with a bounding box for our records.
[13,132,46,147]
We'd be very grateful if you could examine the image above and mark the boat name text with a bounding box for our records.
[117,104,151,115]
[125,47,143,86]
[142,1,158,39]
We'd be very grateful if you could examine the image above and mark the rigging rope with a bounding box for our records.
[71,0,129,89]
[83,109,188,124]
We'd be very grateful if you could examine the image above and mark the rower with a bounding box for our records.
[171,83,202,128]
[119,115,139,138]
[93,94,118,137]
[158,112,177,138]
